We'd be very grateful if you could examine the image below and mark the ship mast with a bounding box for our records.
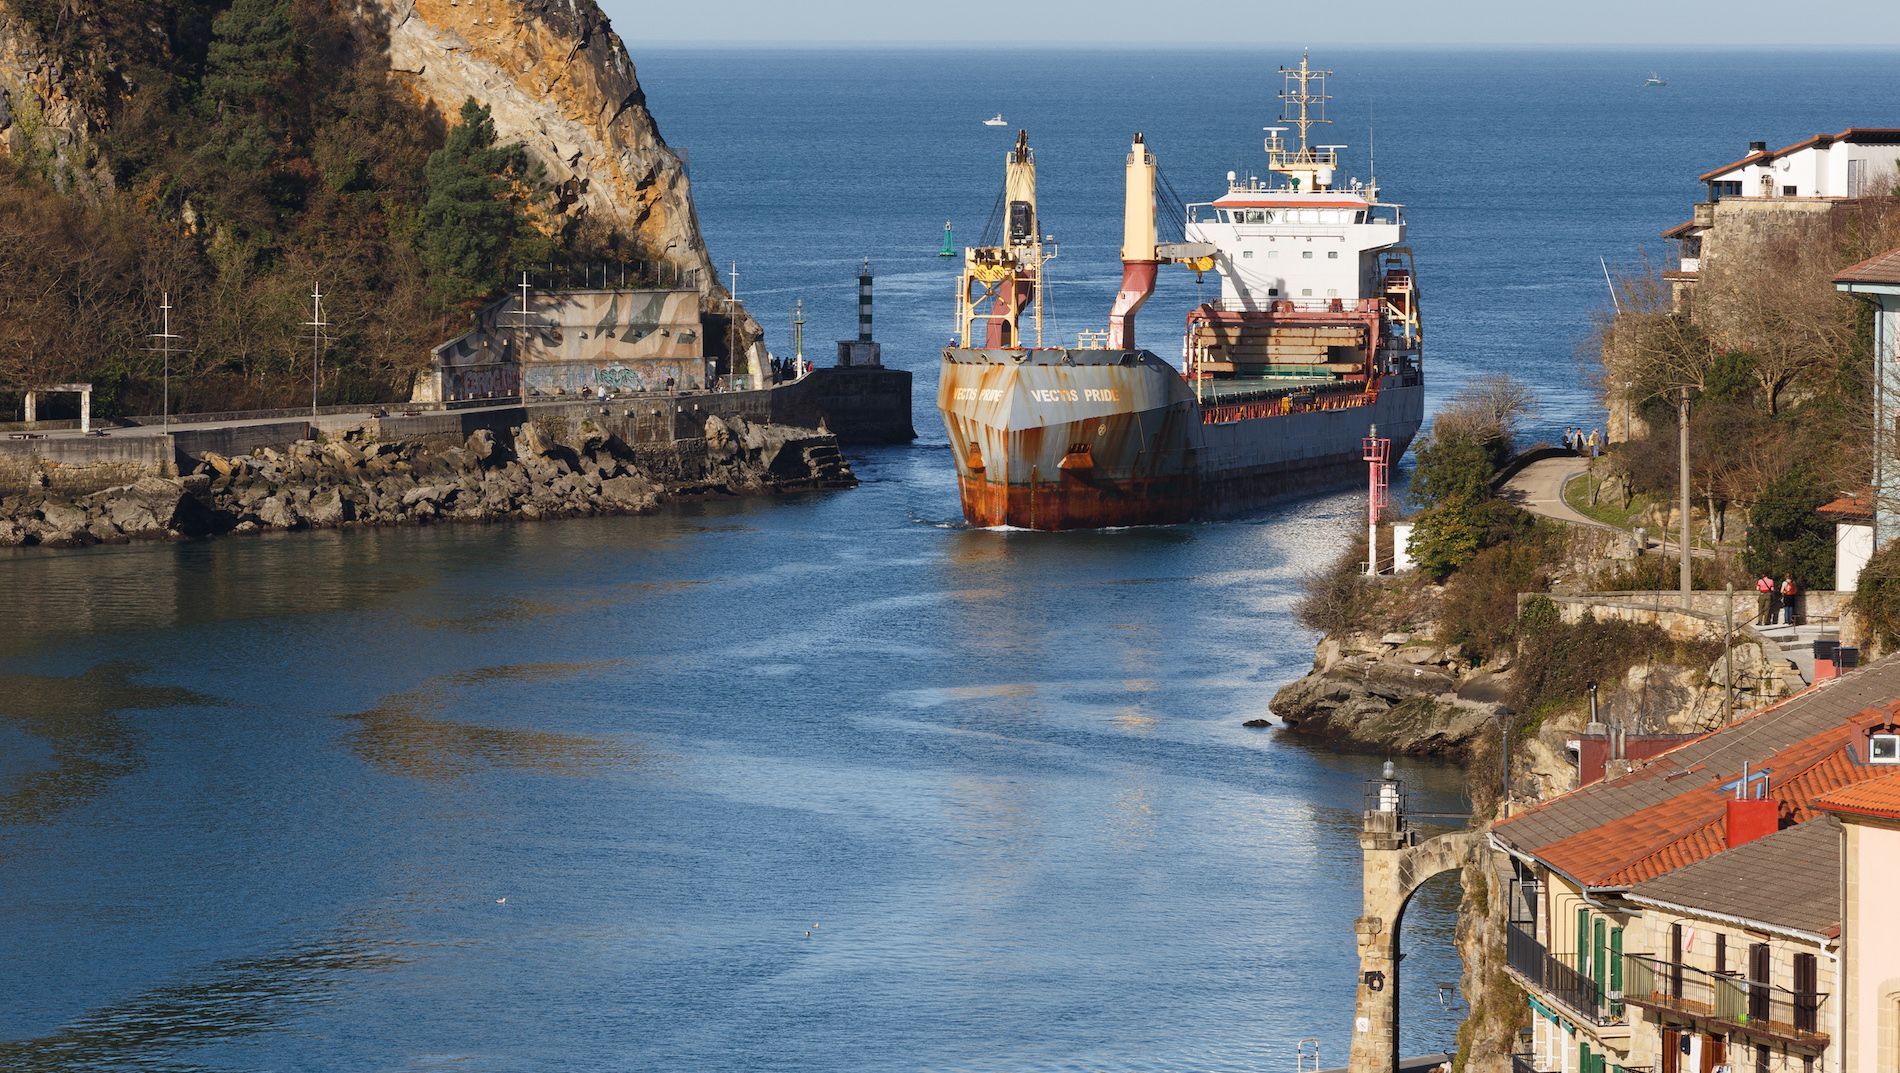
[1264,51,1337,192]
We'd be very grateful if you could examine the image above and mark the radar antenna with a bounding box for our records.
[1278,50,1332,156]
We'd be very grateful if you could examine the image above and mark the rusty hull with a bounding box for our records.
[938,345,1423,530]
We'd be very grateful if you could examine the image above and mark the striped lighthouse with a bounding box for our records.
[836,259,882,368]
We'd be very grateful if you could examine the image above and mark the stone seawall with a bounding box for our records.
[0,436,176,496]
[0,413,853,549]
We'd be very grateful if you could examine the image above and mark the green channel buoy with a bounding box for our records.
[938,221,955,257]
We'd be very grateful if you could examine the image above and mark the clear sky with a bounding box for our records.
[602,0,1900,47]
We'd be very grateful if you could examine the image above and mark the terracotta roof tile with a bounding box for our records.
[1835,246,1900,286]
[1816,771,1900,819]
[1494,660,1900,889]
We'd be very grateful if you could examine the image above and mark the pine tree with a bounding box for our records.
[418,99,528,307]
[203,0,298,117]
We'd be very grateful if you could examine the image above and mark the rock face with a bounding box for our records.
[0,417,854,549]
[1270,631,1502,756]
[372,0,747,326]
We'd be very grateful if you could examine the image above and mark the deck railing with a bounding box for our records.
[1505,924,1616,1025]
[1623,954,1828,1047]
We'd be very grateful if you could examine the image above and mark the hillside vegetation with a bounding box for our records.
[1,0,629,417]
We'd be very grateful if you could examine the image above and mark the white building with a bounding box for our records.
[1834,247,1900,559]
[1701,129,1900,202]
[1663,130,1900,310]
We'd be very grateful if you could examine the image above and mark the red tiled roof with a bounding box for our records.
[1699,128,1900,183]
[1818,493,1874,522]
[1662,219,1700,240]
[1816,771,1900,819]
[1835,246,1900,287]
[1495,670,1900,890]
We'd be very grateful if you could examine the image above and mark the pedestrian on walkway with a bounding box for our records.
[1780,574,1799,626]
[1756,573,1775,625]
[1586,429,1600,459]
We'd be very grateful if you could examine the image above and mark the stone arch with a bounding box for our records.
[1348,827,1487,1073]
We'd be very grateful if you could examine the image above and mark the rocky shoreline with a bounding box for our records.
[0,414,852,549]
[1270,629,1508,755]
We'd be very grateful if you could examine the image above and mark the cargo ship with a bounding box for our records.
[937,54,1424,529]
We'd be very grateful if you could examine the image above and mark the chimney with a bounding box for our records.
[1749,140,1768,153]
[1725,761,1778,848]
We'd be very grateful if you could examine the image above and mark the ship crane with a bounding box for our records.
[1108,133,1214,350]
[957,130,1058,349]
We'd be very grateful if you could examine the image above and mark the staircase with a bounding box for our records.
[800,442,856,488]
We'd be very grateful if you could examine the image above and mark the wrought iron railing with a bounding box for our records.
[1505,924,1615,1024]
[1623,954,1828,1046]
[1512,1054,1557,1073]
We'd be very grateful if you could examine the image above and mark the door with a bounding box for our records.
[1662,1028,1681,1073]
[1703,1035,1724,1073]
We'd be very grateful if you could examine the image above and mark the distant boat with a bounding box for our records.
[1644,73,1666,86]
[982,114,1007,126]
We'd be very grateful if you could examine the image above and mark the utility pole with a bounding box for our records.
[516,271,533,407]
[303,284,327,419]
[1678,385,1692,607]
[1724,582,1735,722]
[147,293,183,431]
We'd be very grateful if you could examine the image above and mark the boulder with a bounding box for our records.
[704,415,739,462]
[39,500,88,535]
[599,474,655,510]
[305,489,353,527]
[514,421,553,459]
[256,495,299,530]
[465,428,498,465]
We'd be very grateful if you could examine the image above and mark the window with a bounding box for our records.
[1749,943,1771,1022]
[1300,289,1313,297]
[1328,250,1340,259]
[1242,250,1254,259]
[1610,927,1624,1016]
[1268,250,1279,259]
[1870,731,1900,763]
[1716,932,1727,975]
[1303,251,1314,259]
[1794,952,1819,1034]
[1711,180,1744,200]
[1782,185,1798,196]
[1755,1044,1770,1073]
[1670,924,1685,999]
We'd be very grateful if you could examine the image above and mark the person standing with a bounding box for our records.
[1586,428,1600,459]
[1756,573,1775,625]
[1780,574,1799,626]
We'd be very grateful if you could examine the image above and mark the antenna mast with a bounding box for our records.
[516,272,533,406]
[147,293,184,430]
[302,283,327,418]
[1279,50,1332,156]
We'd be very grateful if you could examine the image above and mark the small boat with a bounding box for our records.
[1644,73,1666,87]
[983,114,1007,126]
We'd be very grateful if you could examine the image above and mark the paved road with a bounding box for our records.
[1497,455,1614,531]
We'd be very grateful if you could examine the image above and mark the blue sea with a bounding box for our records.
[0,46,1896,1073]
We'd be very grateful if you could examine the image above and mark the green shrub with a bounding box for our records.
[1294,534,1375,635]
[1409,498,1532,581]
[1742,466,1835,592]
[1509,613,1723,724]
[1438,523,1564,662]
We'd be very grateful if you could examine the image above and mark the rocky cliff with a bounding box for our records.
[372,0,726,297]
[0,0,755,336]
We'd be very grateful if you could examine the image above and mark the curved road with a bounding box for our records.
[1497,456,1614,531]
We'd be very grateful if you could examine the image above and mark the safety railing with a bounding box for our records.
[1505,924,1617,1025]
[1623,954,1827,1047]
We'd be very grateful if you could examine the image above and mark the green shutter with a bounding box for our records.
[1577,907,1591,975]
[1594,917,1608,1001]
[1610,927,1624,1017]
[1581,1040,1593,1073]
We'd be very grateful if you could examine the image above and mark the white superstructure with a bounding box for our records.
[1184,54,1408,313]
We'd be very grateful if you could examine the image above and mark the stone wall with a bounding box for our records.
[0,435,174,495]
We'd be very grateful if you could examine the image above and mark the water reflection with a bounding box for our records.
[0,920,414,1072]
[0,664,212,825]
[342,662,637,781]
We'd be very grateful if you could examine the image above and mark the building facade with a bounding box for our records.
[1816,774,1900,1073]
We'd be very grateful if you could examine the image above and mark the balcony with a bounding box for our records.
[1513,1054,1557,1073]
[1505,924,1618,1025]
[1623,954,1828,1048]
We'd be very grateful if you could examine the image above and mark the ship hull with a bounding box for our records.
[939,347,1422,530]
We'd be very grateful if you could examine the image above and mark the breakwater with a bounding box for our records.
[0,409,851,548]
